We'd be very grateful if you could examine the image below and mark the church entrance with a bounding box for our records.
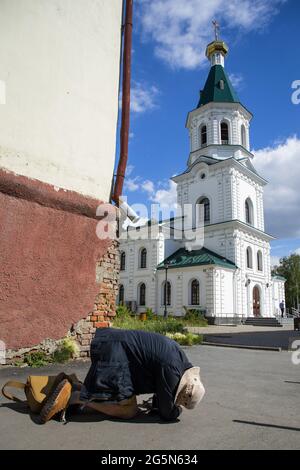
[253,286,261,317]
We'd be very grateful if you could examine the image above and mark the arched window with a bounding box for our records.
[200,125,207,148]
[119,284,125,304]
[246,247,253,269]
[120,251,126,271]
[140,248,147,269]
[245,198,254,225]
[241,124,246,147]
[191,279,200,306]
[162,281,171,306]
[139,283,146,306]
[197,197,210,223]
[257,250,263,272]
[221,122,229,144]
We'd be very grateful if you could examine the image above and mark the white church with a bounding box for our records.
[119,36,285,323]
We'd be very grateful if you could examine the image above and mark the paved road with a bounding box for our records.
[1,346,300,450]
[203,330,300,350]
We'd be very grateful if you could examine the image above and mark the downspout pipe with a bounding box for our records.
[112,0,135,222]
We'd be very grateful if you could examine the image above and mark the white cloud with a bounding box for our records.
[142,179,155,194]
[253,136,300,239]
[270,255,281,267]
[124,177,140,192]
[228,73,244,90]
[138,0,286,69]
[150,180,178,210]
[126,164,135,177]
[295,248,300,255]
[131,82,159,113]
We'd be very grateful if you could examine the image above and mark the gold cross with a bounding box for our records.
[212,20,220,41]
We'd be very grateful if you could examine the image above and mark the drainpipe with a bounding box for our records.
[112,0,138,222]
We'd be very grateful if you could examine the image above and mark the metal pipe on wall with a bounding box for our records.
[112,0,133,206]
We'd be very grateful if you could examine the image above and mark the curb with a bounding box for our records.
[202,341,282,352]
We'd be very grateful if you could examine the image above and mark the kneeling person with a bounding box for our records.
[40,328,205,423]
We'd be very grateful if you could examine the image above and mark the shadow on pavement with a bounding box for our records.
[204,330,300,350]
[1,401,176,425]
[233,419,300,432]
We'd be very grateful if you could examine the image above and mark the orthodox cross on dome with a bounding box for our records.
[212,20,220,41]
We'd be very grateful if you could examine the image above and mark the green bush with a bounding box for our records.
[182,307,208,326]
[113,314,185,335]
[166,332,203,346]
[52,338,79,364]
[116,304,133,319]
[24,350,51,368]
[145,307,155,320]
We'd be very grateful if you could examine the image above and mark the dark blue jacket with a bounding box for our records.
[81,328,192,421]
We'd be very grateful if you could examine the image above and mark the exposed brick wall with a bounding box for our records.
[71,240,120,358]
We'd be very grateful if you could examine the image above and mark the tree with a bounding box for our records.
[272,253,300,309]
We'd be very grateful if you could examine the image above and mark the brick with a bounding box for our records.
[95,321,110,328]
[90,316,97,322]
[107,311,116,317]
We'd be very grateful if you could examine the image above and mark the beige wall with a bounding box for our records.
[0,0,123,201]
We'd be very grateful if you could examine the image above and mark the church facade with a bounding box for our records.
[119,38,285,321]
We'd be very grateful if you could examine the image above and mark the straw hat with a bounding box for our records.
[175,367,205,409]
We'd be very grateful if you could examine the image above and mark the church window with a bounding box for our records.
[119,284,125,304]
[139,283,146,306]
[221,122,229,144]
[245,198,254,225]
[200,125,207,147]
[120,251,126,271]
[241,124,247,147]
[257,250,263,272]
[191,279,200,305]
[198,197,210,223]
[162,281,171,306]
[246,247,253,269]
[140,248,147,269]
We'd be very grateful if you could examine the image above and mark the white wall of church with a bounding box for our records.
[272,280,286,316]
[156,267,208,316]
[119,235,162,312]
[234,228,273,317]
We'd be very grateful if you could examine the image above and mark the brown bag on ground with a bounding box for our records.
[1,372,80,413]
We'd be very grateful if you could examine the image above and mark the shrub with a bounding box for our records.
[166,332,203,346]
[24,350,51,368]
[182,307,208,326]
[145,307,155,320]
[52,337,80,364]
[113,314,185,335]
[116,304,133,319]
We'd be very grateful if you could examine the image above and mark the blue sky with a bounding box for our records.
[118,0,300,265]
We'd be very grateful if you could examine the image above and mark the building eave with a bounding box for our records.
[186,101,253,128]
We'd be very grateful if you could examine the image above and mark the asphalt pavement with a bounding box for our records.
[1,345,300,450]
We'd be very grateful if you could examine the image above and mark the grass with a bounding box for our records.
[19,337,80,368]
[114,305,205,345]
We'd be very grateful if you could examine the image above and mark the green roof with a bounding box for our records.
[272,275,287,281]
[157,247,237,270]
[198,64,239,107]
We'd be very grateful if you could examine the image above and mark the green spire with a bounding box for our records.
[198,64,239,107]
